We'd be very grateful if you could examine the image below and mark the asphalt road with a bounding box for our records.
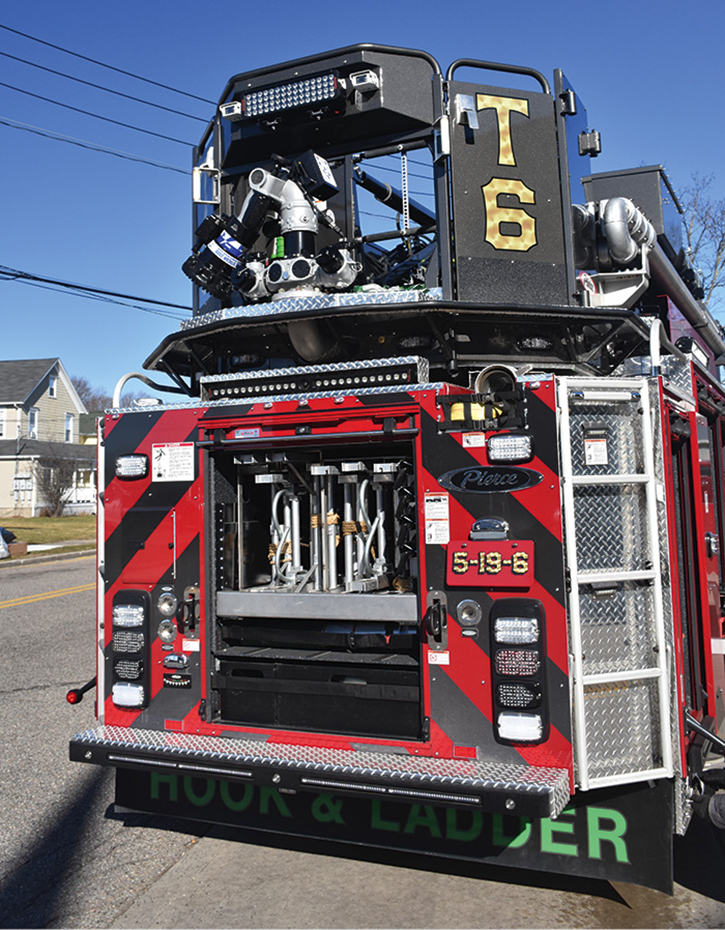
[1,555,725,929]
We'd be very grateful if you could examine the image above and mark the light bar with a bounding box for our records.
[112,682,145,708]
[494,616,539,644]
[112,604,145,628]
[495,648,540,677]
[497,712,543,742]
[487,433,533,463]
[115,454,149,479]
[243,73,339,119]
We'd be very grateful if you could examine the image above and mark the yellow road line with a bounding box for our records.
[0,582,95,610]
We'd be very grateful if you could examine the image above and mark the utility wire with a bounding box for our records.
[0,23,216,105]
[0,115,191,174]
[0,265,192,317]
[0,81,193,146]
[7,277,188,320]
[0,50,209,122]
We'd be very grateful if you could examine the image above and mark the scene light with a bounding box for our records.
[487,433,533,463]
[494,616,539,645]
[112,604,145,628]
[115,455,149,479]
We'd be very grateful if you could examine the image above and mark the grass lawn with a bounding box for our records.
[1,514,97,545]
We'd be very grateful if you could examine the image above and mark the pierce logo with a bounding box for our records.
[438,466,542,493]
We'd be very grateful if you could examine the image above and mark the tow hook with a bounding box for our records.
[66,676,97,705]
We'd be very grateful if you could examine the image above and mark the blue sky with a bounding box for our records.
[2,0,724,395]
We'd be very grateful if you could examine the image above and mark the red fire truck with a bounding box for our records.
[69,44,725,893]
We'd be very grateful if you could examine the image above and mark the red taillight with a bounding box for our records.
[66,689,82,704]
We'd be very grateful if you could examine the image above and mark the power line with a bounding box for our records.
[0,23,216,105]
[0,115,191,174]
[0,50,209,123]
[0,80,193,146]
[0,265,192,318]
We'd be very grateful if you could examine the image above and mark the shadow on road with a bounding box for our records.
[673,815,725,903]
[0,768,110,929]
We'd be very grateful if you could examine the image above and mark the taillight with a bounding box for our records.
[490,598,547,743]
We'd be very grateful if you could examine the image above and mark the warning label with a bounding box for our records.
[152,443,195,482]
[424,493,450,545]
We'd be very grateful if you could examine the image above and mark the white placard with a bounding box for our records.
[584,438,608,466]
[424,493,450,544]
[152,442,195,482]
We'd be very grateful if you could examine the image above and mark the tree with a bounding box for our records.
[71,375,146,412]
[679,174,725,314]
[34,450,80,517]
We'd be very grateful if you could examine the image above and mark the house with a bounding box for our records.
[0,358,97,516]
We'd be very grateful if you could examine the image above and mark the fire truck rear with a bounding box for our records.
[69,45,725,893]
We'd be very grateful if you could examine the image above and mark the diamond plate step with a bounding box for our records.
[71,725,570,819]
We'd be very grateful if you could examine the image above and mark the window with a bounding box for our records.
[65,413,74,443]
[28,408,38,439]
[49,374,57,398]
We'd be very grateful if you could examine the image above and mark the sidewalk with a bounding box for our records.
[1,539,96,567]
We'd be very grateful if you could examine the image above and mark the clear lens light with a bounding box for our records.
[112,682,145,707]
[487,434,533,463]
[115,455,148,478]
[113,631,145,653]
[112,604,145,627]
[157,593,178,618]
[158,620,177,643]
[497,712,543,742]
[494,616,539,644]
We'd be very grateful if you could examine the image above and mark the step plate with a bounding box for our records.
[71,725,570,819]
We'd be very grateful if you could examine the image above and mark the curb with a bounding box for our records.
[0,547,96,568]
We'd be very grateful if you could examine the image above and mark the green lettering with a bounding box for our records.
[150,772,178,803]
[311,793,345,824]
[492,814,532,848]
[183,776,215,807]
[587,807,630,863]
[260,787,292,818]
[404,804,442,838]
[445,808,483,842]
[540,807,577,856]
[220,781,254,812]
[371,800,400,832]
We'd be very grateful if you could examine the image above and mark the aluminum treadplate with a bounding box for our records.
[71,726,570,819]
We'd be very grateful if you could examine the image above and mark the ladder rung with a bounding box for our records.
[583,668,663,686]
[571,474,649,486]
[578,569,656,583]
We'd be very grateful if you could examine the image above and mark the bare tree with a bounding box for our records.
[34,451,79,517]
[679,174,725,313]
[71,375,146,411]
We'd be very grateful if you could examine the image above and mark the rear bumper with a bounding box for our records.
[71,725,570,819]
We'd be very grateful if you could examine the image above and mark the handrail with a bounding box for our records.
[445,58,550,94]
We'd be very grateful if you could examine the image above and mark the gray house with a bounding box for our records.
[0,358,96,516]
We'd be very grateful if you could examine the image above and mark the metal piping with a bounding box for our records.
[601,198,656,266]
[649,243,725,364]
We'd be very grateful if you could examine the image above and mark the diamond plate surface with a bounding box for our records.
[574,484,651,572]
[568,402,644,477]
[182,288,443,332]
[583,679,662,780]
[579,582,658,675]
[73,726,570,817]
